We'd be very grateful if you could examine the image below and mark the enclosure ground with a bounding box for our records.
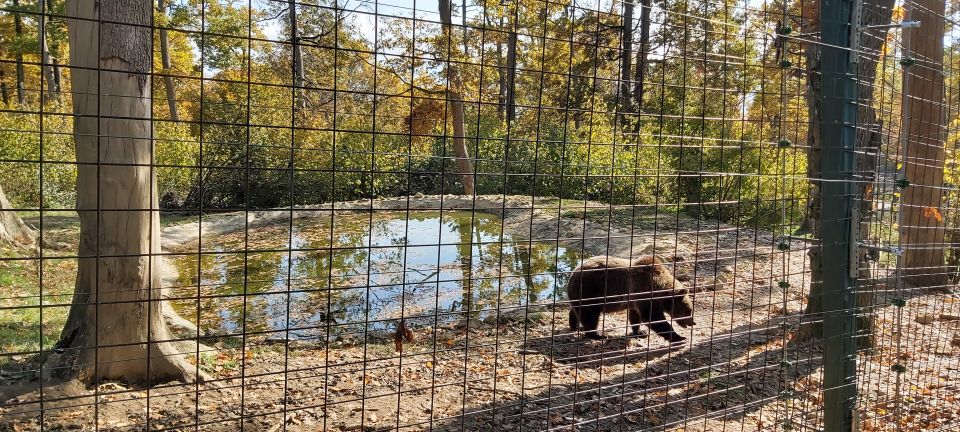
[1,195,958,431]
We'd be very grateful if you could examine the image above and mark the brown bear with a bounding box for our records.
[566,255,694,343]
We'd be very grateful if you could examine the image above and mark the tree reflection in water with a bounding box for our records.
[169,211,581,340]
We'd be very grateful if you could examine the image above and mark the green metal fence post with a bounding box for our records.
[819,0,859,430]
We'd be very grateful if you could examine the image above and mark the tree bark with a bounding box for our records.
[158,0,179,121]
[13,0,26,105]
[45,0,202,385]
[0,183,36,247]
[618,0,634,125]
[439,0,475,195]
[900,0,948,288]
[632,0,651,134]
[795,0,892,346]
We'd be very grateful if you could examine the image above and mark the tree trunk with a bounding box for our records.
[439,0,475,195]
[504,11,518,123]
[38,1,61,101]
[289,0,306,109]
[496,25,506,120]
[795,0,893,345]
[46,0,63,94]
[13,0,26,106]
[449,90,475,195]
[461,0,468,58]
[45,0,202,385]
[618,0,634,125]
[900,0,947,288]
[632,0,651,134]
[158,0,179,121]
[0,184,36,247]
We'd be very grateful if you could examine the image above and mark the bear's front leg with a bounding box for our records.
[646,307,686,344]
[628,308,648,338]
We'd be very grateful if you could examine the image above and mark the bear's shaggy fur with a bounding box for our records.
[566,255,695,342]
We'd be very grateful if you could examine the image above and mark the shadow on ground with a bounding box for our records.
[433,313,824,431]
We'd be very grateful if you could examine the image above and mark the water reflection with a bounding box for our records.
[169,211,581,339]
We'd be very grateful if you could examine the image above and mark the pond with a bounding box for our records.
[168,211,581,340]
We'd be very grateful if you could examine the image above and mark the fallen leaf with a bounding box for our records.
[646,413,662,425]
[922,207,944,222]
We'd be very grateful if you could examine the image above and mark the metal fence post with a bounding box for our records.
[819,0,859,430]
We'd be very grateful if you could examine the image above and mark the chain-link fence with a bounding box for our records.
[0,0,957,430]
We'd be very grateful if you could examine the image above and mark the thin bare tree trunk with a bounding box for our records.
[0,184,36,247]
[496,22,506,120]
[46,0,62,93]
[618,0,634,125]
[289,0,305,109]
[158,0,179,121]
[900,0,948,288]
[632,0,651,134]
[461,0,468,58]
[440,0,475,195]
[37,0,61,102]
[13,0,26,105]
[504,11,518,123]
[45,0,202,385]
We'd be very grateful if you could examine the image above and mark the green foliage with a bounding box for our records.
[0,111,75,208]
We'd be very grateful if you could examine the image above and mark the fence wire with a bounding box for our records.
[0,0,957,430]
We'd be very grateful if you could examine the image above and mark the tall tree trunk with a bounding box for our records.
[0,183,36,247]
[795,0,893,345]
[46,0,63,93]
[617,0,634,126]
[440,0,475,195]
[45,0,202,385]
[461,0,468,58]
[632,0,651,134]
[900,0,947,288]
[13,0,26,105]
[38,5,60,101]
[289,0,306,109]
[496,24,506,120]
[158,0,179,121]
[504,10,518,123]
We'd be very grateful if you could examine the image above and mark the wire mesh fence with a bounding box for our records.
[0,0,957,430]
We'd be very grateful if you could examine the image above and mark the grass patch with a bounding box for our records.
[0,248,75,366]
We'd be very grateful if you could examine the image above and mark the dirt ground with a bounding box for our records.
[1,195,958,431]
